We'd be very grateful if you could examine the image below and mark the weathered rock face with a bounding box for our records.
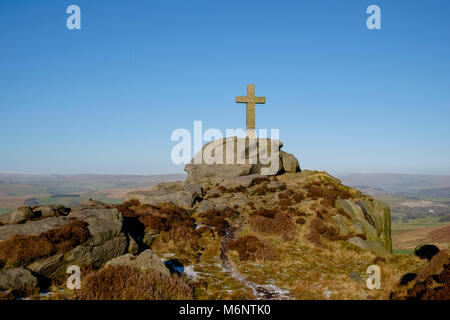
[0,216,71,241]
[336,198,392,255]
[0,267,38,291]
[124,181,202,209]
[32,206,56,218]
[280,151,300,173]
[27,207,128,279]
[105,249,170,277]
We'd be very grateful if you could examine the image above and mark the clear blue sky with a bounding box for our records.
[0,0,449,175]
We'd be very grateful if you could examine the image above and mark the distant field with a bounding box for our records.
[392,222,450,251]
[0,173,185,211]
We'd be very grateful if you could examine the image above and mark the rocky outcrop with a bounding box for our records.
[336,198,392,255]
[27,207,128,279]
[125,137,301,210]
[0,202,130,289]
[0,207,34,225]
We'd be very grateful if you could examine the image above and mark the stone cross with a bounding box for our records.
[236,84,266,138]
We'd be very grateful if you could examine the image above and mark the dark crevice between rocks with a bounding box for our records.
[29,269,52,292]
[121,216,148,252]
[355,201,376,229]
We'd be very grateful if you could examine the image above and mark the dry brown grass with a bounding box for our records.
[0,220,89,266]
[198,208,238,235]
[306,179,353,208]
[227,235,278,261]
[292,193,305,203]
[0,235,54,266]
[116,201,195,233]
[250,211,296,241]
[253,176,270,185]
[0,285,39,300]
[114,199,139,218]
[251,208,276,219]
[278,189,295,199]
[305,215,367,248]
[277,198,292,207]
[417,249,449,281]
[391,251,450,300]
[76,265,192,300]
[337,208,352,220]
[117,201,220,264]
[40,219,90,251]
[255,185,270,196]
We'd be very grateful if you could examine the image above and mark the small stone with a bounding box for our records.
[348,271,364,283]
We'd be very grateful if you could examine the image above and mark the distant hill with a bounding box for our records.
[339,173,450,198]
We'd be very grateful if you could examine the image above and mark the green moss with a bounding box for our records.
[393,248,414,255]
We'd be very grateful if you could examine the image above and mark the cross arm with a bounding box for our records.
[236,96,249,103]
[235,96,266,104]
[254,97,266,104]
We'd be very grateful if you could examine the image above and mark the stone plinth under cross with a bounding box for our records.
[236,84,266,138]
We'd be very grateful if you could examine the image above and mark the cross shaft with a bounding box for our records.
[235,84,266,134]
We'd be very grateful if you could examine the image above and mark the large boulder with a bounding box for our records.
[336,198,392,255]
[0,207,34,225]
[105,249,170,277]
[124,181,201,209]
[68,208,124,245]
[125,189,197,209]
[184,137,300,181]
[280,151,300,173]
[0,267,38,291]
[1,205,129,280]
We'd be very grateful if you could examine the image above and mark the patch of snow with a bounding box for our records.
[163,253,175,257]
[184,265,200,280]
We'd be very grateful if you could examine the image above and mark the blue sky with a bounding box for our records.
[0,0,449,175]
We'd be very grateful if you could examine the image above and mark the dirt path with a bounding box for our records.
[220,227,291,300]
